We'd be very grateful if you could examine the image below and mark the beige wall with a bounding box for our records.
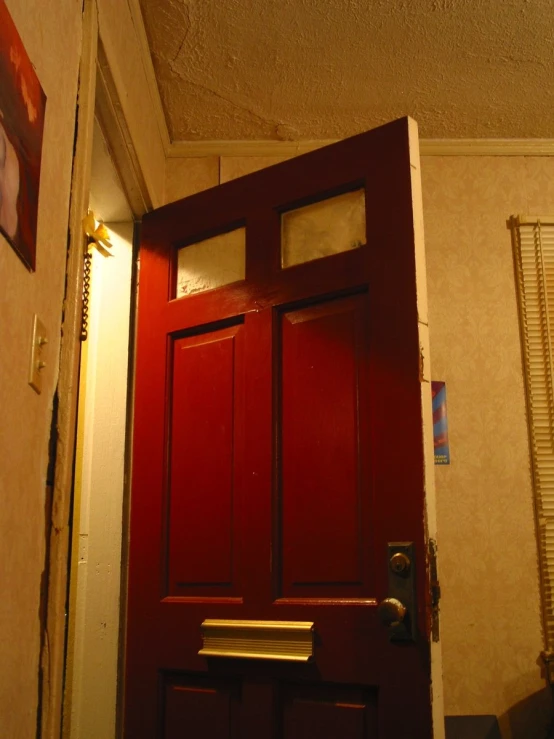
[164,153,552,738]
[422,156,553,739]
[0,1,168,735]
[0,1,82,737]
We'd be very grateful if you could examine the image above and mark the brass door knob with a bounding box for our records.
[378,597,407,627]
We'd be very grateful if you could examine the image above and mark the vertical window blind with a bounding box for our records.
[510,215,554,670]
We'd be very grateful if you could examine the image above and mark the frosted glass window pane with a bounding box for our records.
[281,189,366,268]
[177,227,246,297]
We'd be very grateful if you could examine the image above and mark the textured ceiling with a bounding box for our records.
[139,0,554,141]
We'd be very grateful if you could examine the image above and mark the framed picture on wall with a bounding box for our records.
[0,0,46,271]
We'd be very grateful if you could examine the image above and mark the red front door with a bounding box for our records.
[125,117,435,738]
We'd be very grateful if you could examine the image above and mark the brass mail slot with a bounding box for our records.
[199,619,315,662]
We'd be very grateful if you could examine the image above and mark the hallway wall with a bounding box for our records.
[164,152,553,738]
[0,1,166,735]
[423,155,554,739]
[0,2,82,737]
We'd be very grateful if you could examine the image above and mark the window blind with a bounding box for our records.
[510,215,554,663]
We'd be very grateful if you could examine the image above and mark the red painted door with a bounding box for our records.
[125,117,435,739]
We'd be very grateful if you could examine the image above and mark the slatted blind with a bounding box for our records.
[510,215,554,657]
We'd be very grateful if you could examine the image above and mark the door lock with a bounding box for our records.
[381,543,417,642]
[390,551,411,575]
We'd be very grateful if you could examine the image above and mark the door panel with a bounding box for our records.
[280,294,370,598]
[125,117,434,738]
[163,674,241,739]
[168,322,245,597]
[282,683,378,739]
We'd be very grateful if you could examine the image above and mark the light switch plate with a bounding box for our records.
[29,314,48,394]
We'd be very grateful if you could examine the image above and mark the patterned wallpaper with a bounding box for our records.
[422,156,554,738]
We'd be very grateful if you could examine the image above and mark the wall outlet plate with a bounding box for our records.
[29,314,48,394]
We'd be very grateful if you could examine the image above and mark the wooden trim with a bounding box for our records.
[168,139,337,159]
[167,137,554,159]
[95,41,152,216]
[126,0,170,154]
[422,139,554,156]
[420,139,554,157]
[45,2,151,736]
[41,2,98,738]
[61,11,151,739]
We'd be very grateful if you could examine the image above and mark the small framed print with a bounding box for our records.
[0,0,46,271]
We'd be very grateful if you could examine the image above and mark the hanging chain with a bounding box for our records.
[80,212,115,342]
[80,247,92,342]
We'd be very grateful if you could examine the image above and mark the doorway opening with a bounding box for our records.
[63,113,136,739]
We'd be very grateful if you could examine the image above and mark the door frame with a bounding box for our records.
[39,3,98,735]
[42,1,156,736]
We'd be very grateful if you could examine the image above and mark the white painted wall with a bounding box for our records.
[66,223,133,739]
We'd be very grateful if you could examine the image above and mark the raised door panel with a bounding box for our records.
[282,683,378,739]
[279,294,373,600]
[163,674,241,739]
[168,322,245,598]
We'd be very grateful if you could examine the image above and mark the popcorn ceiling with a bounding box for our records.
[139,0,554,141]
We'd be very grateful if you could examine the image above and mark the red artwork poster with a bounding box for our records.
[0,0,46,271]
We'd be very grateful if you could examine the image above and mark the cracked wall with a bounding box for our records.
[0,1,82,737]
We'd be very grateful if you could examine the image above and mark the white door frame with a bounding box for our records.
[42,1,153,735]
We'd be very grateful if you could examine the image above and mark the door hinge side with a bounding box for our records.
[429,538,441,642]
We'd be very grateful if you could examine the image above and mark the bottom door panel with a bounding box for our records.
[163,674,242,739]
[162,674,379,739]
[281,682,378,739]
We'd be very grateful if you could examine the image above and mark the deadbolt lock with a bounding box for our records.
[390,551,411,575]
